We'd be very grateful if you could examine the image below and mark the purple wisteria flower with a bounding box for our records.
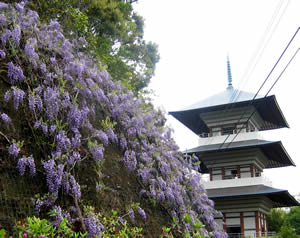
[138,168,150,183]
[15,2,25,13]
[138,207,146,221]
[118,216,126,224]
[12,87,25,110]
[119,137,127,150]
[71,132,81,148]
[34,120,41,129]
[17,156,36,176]
[28,94,43,114]
[49,125,57,135]
[8,142,19,157]
[69,175,81,199]
[124,150,137,171]
[0,2,8,10]
[89,146,104,162]
[42,160,64,194]
[50,57,56,64]
[51,205,71,228]
[20,9,39,28]
[128,209,135,222]
[25,40,39,59]
[62,173,70,193]
[67,106,88,129]
[43,87,60,120]
[0,49,5,59]
[7,62,25,84]
[0,15,6,25]
[67,152,81,165]
[0,113,11,124]
[1,29,10,46]
[12,25,21,46]
[106,127,118,143]
[40,63,47,75]
[56,130,71,152]
[84,214,104,238]
[61,92,71,108]
[41,123,48,135]
[94,130,108,146]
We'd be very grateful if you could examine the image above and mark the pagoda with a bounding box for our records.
[169,59,299,238]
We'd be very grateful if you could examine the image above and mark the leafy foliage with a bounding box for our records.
[287,206,300,235]
[0,2,225,238]
[267,208,287,233]
[7,0,160,93]
[278,224,297,238]
[268,206,300,236]
[14,214,87,238]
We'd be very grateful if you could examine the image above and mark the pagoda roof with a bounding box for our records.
[169,88,289,135]
[186,139,295,171]
[207,185,299,207]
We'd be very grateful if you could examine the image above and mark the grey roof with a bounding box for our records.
[186,139,295,170]
[169,88,289,135]
[207,185,299,207]
[182,88,262,111]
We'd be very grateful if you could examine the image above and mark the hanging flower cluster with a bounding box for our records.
[0,2,227,237]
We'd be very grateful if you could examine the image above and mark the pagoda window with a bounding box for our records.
[222,126,235,135]
[254,167,262,177]
[223,167,239,180]
[231,169,238,179]
[211,127,221,137]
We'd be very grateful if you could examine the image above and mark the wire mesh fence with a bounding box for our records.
[0,163,45,232]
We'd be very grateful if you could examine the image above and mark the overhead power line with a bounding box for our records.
[218,26,300,151]
[225,47,300,150]
[233,0,290,103]
[208,0,290,150]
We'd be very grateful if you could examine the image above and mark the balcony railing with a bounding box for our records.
[228,232,277,238]
[198,131,263,146]
[201,175,272,189]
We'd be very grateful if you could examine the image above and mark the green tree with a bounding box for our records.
[278,224,298,238]
[13,0,160,93]
[287,206,300,235]
[267,208,287,233]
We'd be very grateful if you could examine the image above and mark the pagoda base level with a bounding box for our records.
[211,195,279,238]
[215,210,271,238]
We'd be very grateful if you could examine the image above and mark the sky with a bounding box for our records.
[133,0,300,196]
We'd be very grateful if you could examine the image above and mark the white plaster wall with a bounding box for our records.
[242,171,251,178]
[244,217,255,229]
[244,216,256,238]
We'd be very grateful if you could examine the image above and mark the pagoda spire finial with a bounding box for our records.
[227,55,233,89]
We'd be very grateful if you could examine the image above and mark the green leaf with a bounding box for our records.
[184,215,192,224]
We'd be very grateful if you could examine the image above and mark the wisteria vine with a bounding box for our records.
[0,2,227,237]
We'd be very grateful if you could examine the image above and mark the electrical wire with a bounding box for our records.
[217,26,300,150]
[225,47,300,150]
[207,0,290,149]
[232,0,290,103]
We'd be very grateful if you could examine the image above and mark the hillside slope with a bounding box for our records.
[0,2,227,237]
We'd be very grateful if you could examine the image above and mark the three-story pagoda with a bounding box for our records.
[169,59,299,238]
